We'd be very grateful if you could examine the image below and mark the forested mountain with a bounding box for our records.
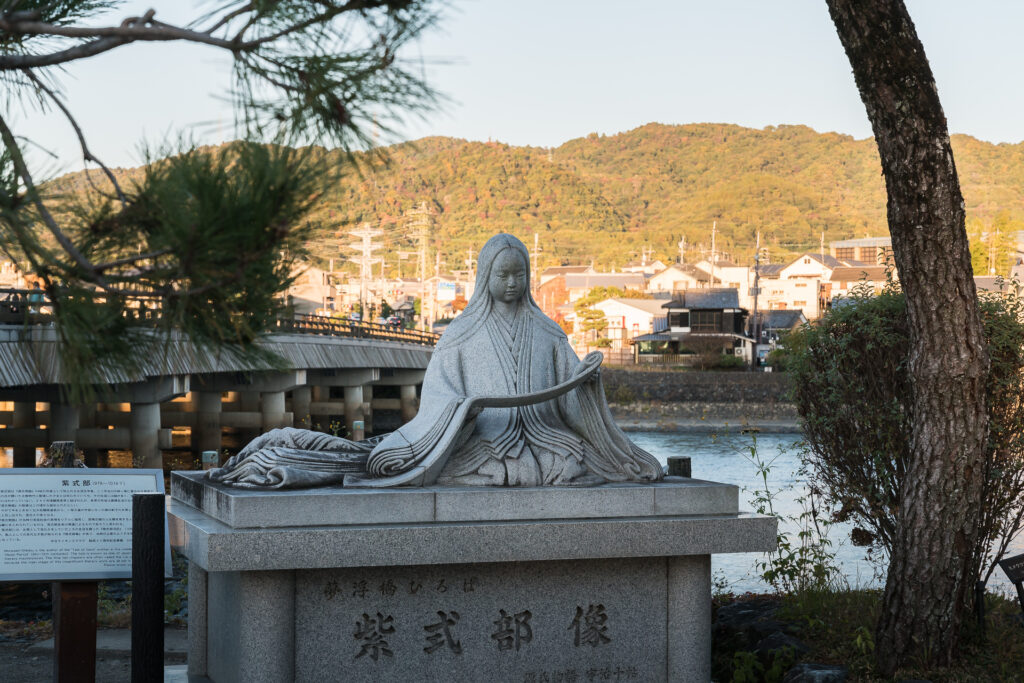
[47,123,1024,274]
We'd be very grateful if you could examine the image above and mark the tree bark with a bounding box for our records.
[825,0,990,674]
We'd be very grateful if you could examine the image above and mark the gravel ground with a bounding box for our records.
[0,628,187,683]
[0,642,138,683]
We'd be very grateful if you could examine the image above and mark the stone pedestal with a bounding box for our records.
[169,474,775,683]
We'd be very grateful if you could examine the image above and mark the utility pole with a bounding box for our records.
[677,235,686,264]
[532,233,541,293]
[404,202,432,330]
[431,251,441,327]
[465,247,477,291]
[752,231,761,348]
[348,223,383,318]
[709,221,717,287]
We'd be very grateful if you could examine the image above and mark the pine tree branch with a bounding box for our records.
[203,2,256,35]
[0,2,399,69]
[93,249,173,273]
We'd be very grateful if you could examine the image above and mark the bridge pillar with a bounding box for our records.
[291,386,311,428]
[238,391,261,445]
[361,385,373,435]
[49,402,80,443]
[12,401,35,467]
[261,391,287,432]
[343,386,363,440]
[400,384,419,424]
[78,402,101,467]
[310,386,329,432]
[196,391,223,458]
[131,402,162,469]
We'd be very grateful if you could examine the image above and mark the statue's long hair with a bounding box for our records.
[438,233,564,349]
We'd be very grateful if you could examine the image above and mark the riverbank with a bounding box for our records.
[603,367,799,433]
[610,403,800,434]
[614,414,801,433]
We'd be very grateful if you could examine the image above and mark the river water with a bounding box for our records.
[631,430,1024,596]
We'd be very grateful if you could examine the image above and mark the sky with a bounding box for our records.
[17,0,1024,174]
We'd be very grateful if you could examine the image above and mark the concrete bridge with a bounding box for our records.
[0,315,437,469]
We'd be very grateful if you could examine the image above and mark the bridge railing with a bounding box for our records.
[275,314,439,346]
[0,288,440,346]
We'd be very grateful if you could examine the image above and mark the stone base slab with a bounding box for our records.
[171,471,740,528]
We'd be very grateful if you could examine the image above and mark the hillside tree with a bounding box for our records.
[826,0,990,673]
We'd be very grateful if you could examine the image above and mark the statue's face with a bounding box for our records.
[488,248,528,304]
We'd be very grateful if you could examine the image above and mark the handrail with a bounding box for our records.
[0,288,440,347]
[275,314,439,347]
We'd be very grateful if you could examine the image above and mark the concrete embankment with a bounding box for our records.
[602,368,800,433]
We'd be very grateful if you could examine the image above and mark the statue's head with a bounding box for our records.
[487,246,528,304]
[439,233,562,348]
[476,233,531,304]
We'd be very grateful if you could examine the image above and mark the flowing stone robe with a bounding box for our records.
[362,304,662,487]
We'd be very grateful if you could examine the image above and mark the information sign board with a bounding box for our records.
[0,468,170,581]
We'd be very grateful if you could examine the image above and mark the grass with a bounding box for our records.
[716,588,1024,682]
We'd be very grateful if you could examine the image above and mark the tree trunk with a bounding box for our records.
[825,0,990,674]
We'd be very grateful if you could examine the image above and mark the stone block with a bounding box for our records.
[187,563,208,677]
[207,570,295,683]
[294,558,667,683]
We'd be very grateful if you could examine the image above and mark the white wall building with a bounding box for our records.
[589,298,668,350]
[648,264,716,294]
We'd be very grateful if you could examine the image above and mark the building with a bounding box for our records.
[830,236,894,265]
[538,264,594,287]
[621,259,667,275]
[588,298,669,351]
[755,276,822,319]
[631,288,754,365]
[286,265,338,316]
[778,253,845,281]
[0,259,25,289]
[693,258,750,297]
[828,265,892,300]
[562,273,647,304]
[648,263,718,294]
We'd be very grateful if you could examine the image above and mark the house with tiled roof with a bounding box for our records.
[630,288,754,365]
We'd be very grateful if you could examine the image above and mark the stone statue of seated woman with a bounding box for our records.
[207,233,663,489]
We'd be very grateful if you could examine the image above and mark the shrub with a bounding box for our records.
[716,354,746,370]
[786,283,1024,587]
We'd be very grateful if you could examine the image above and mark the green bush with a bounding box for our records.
[716,354,746,370]
[787,283,1024,586]
[765,347,792,371]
